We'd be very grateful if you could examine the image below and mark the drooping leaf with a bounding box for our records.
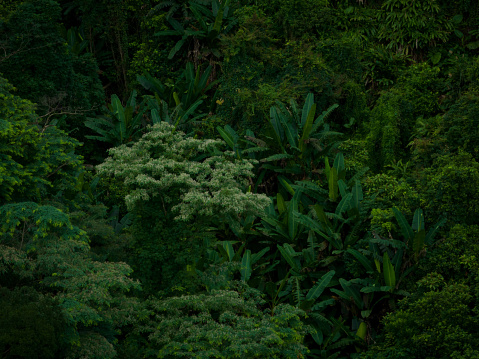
[346,249,374,273]
[251,247,270,264]
[217,126,235,150]
[329,167,338,202]
[335,193,352,216]
[278,175,295,196]
[269,106,284,146]
[350,180,363,211]
[277,244,301,272]
[221,241,235,262]
[299,103,316,155]
[392,207,414,244]
[383,253,396,289]
[337,179,348,198]
[240,249,252,282]
[277,193,286,215]
[306,270,335,301]
[412,209,425,231]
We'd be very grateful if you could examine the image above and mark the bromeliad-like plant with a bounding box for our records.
[85,90,147,147]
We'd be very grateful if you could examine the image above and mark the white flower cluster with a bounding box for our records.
[97,122,271,222]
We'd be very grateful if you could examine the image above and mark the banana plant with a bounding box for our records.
[270,241,336,310]
[107,205,132,235]
[60,25,89,55]
[211,240,270,283]
[147,96,205,133]
[266,93,341,177]
[393,207,446,261]
[85,90,146,147]
[154,0,236,60]
[216,94,341,193]
[139,63,219,132]
[138,62,218,111]
[291,157,369,252]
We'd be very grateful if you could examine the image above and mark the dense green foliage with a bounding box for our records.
[2,0,479,357]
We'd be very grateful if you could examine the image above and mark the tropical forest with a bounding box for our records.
[1,0,479,357]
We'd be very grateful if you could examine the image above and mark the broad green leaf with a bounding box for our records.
[350,180,363,211]
[232,243,246,262]
[392,249,403,279]
[277,193,286,214]
[330,288,350,302]
[277,244,301,272]
[452,14,463,23]
[222,241,235,262]
[151,109,161,124]
[294,211,330,241]
[212,0,227,33]
[275,104,298,148]
[251,247,270,264]
[189,5,208,31]
[198,66,213,93]
[168,37,186,59]
[346,249,374,273]
[339,278,363,308]
[337,179,347,198]
[278,175,295,196]
[333,152,345,175]
[392,207,414,243]
[310,298,335,312]
[301,93,315,127]
[299,102,316,154]
[356,322,367,340]
[329,167,338,202]
[383,253,396,289]
[335,193,351,216]
[216,245,229,262]
[412,209,425,231]
[217,126,235,149]
[313,204,332,230]
[431,52,441,65]
[306,270,335,301]
[325,157,331,181]
[240,249,252,282]
[168,18,185,33]
[269,107,284,145]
